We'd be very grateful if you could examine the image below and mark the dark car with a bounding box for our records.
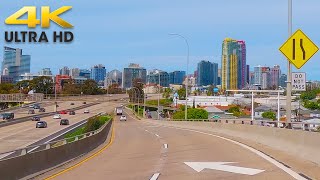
[70,102,75,105]
[2,112,14,120]
[33,104,40,109]
[83,102,86,104]
[69,111,75,115]
[60,119,69,125]
[39,108,46,112]
[36,121,47,128]
[28,109,35,114]
[32,116,40,121]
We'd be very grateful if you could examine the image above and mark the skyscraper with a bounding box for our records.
[254,65,262,85]
[246,65,250,85]
[221,38,246,90]
[79,69,91,79]
[261,67,271,89]
[197,60,218,86]
[90,64,106,84]
[122,63,147,88]
[147,69,170,87]
[2,46,31,82]
[105,69,122,87]
[270,65,281,89]
[70,68,80,77]
[169,71,186,85]
[59,66,70,76]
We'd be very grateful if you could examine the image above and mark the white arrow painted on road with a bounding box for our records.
[184,162,265,175]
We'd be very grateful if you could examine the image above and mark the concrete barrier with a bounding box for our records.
[0,120,113,180]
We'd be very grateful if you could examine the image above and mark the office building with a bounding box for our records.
[70,68,80,77]
[221,38,246,90]
[261,67,271,89]
[197,60,218,86]
[38,68,52,76]
[122,63,147,89]
[73,77,87,85]
[90,64,106,84]
[246,65,250,85]
[169,71,186,85]
[270,65,281,89]
[2,46,31,82]
[0,75,13,84]
[59,66,70,76]
[105,69,122,87]
[55,75,71,92]
[279,74,287,88]
[79,69,91,79]
[147,69,169,87]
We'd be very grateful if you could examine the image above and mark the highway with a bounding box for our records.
[0,101,121,155]
[41,110,311,180]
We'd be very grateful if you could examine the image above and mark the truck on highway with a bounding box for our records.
[1,112,14,120]
[115,107,123,115]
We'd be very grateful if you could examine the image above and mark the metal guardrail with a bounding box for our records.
[163,119,320,132]
[0,113,112,161]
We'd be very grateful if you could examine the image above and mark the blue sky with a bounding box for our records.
[1,0,320,80]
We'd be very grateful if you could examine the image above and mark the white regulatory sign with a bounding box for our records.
[292,72,306,91]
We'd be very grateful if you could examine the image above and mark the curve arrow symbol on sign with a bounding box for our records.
[184,162,265,175]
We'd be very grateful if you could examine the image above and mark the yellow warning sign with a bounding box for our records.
[279,29,319,69]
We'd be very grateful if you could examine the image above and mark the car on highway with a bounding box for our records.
[60,119,70,125]
[120,115,127,121]
[39,108,46,112]
[70,102,75,105]
[36,121,47,128]
[28,109,35,114]
[33,104,40,109]
[2,112,14,120]
[29,104,34,108]
[84,109,90,114]
[32,116,40,121]
[69,110,76,115]
[53,114,61,119]
[59,110,68,114]
[83,102,86,104]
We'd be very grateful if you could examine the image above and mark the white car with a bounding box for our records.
[120,115,127,121]
[53,114,61,119]
[84,109,90,114]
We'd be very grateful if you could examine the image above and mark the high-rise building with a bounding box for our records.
[169,71,186,85]
[246,65,250,85]
[122,63,147,88]
[279,74,287,88]
[237,40,247,89]
[38,68,52,76]
[70,68,80,77]
[90,64,106,84]
[261,67,271,89]
[254,65,262,85]
[2,46,31,82]
[147,69,169,87]
[249,72,255,85]
[270,65,281,89]
[221,38,246,90]
[105,69,122,87]
[59,66,70,76]
[196,60,218,86]
[79,69,91,79]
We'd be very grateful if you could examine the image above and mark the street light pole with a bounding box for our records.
[158,72,160,120]
[169,33,189,120]
[286,0,293,126]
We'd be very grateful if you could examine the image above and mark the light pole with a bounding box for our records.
[286,0,293,126]
[132,87,141,115]
[169,33,189,120]
[158,72,161,120]
[137,82,146,118]
[131,88,137,114]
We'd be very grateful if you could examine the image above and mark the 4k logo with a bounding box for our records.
[5,6,73,28]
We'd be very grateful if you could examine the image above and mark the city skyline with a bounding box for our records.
[1,1,320,79]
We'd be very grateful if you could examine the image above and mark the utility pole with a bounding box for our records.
[286,0,293,127]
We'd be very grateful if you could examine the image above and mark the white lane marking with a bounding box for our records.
[146,123,307,180]
[155,134,160,138]
[164,144,168,149]
[145,130,150,132]
[27,120,89,153]
[0,151,15,160]
[149,173,160,180]
[184,162,264,175]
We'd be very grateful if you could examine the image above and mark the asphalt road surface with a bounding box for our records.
[45,110,305,180]
[0,102,120,155]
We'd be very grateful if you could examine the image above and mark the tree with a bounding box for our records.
[178,88,186,100]
[82,79,100,95]
[228,106,243,117]
[262,111,276,120]
[172,108,208,120]
[107,84,123,94]
[0,83,18,94]
[162,88,171,99]
[207,85,214,96]
[30,76,54,94]
[128,78,144,103]
[62,79,81,94]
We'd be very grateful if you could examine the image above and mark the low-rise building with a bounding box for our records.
[0,75,13,84]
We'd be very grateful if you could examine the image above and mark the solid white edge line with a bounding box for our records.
[0,151,15,160]
[149,173,160,180]
[155,134,160,137]
[146,123,307,180]
[164,144,168,149]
